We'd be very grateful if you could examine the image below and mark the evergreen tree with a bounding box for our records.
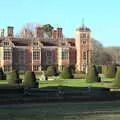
[7,70,20,84]
[86,65,101,83]
[60,66,73,79]
[46,66,58,76]
[23,71,38,87]
[42,24,54,37]
[113,68,120,87]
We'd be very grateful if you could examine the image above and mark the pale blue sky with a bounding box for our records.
[0,0,120,46]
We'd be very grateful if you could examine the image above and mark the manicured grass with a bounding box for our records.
[39,78,114,88]
[0,76,115,89]
[1,102,120,119]
[0,80,7,84]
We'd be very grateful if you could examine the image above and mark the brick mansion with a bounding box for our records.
[0,25,91,73]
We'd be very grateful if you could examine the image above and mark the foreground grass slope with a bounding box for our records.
[1,102,120,120]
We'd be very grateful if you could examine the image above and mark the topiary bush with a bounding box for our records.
[23,71,38,87]
[104,64,116,78]
[0,67,6,80]
[96,65,102,74]
[113,68,120,88]
[7,70,21,84]
[86,65,101,83]
[74,71,86,79]
[60,66,73,79]
[46,66,58,76]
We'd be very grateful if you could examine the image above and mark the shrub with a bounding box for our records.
[113,68,120,88]
[7,70,20,84]
[74,73,86,79]
[69,65,75,74]
[96,65,102,74]
[46,66,58,76]
[23,71,38,87]
[0,67,6,80]
[86,65,101,83]
[104,65,116,78]
[60,66,73,79]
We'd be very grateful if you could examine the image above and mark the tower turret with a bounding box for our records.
[75,25,91,73]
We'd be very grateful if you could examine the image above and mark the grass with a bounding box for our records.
[1,102,120,119]
[39,77,114,88]
[0,77,115,88]
[0,80,7,84]
[0,76,118,120]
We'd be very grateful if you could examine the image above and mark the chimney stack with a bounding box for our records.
[7,26,14,37]
[52,27,63,40]
[1,29,5,38]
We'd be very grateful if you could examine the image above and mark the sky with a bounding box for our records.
[0,0,120,47]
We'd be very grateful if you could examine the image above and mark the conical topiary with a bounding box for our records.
[60,66,73,79]
[23,71,38,87]
[7,70,20,84]
[46,66,58,76]
[0,67,6,80]
[113,68,120,88]
[86,65,101,83]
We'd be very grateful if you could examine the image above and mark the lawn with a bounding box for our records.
[39,77,114,88]
[0,80,7,84]
[0,77,115,88]
[1,101,120,120]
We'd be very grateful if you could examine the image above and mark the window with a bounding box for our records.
[80,33,86,38]
[33,51,40,60]
[4,65,11,72]
[83,64,86,72]
[83,40,86,44]
[4,42,9,46]
[33,42,38,46]
[18,50,25,64]
[33,65,39,71]
[83,52,86,60]
[83,33,86,38]
[46,51,52,64]
[4,51,11,60]
[62,49,68,60]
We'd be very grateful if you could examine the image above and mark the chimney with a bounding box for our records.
[52,28,63,40]
[7,26,14,37]
[52,29,57,39]
[57,28,63,39]
[1,29,5,38]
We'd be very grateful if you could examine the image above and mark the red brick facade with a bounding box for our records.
[0,25,91,73]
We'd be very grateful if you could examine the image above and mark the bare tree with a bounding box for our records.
[20,23,39,38]
[104,47,120,65]
[19,23,54,39]
[91,38,112,65]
